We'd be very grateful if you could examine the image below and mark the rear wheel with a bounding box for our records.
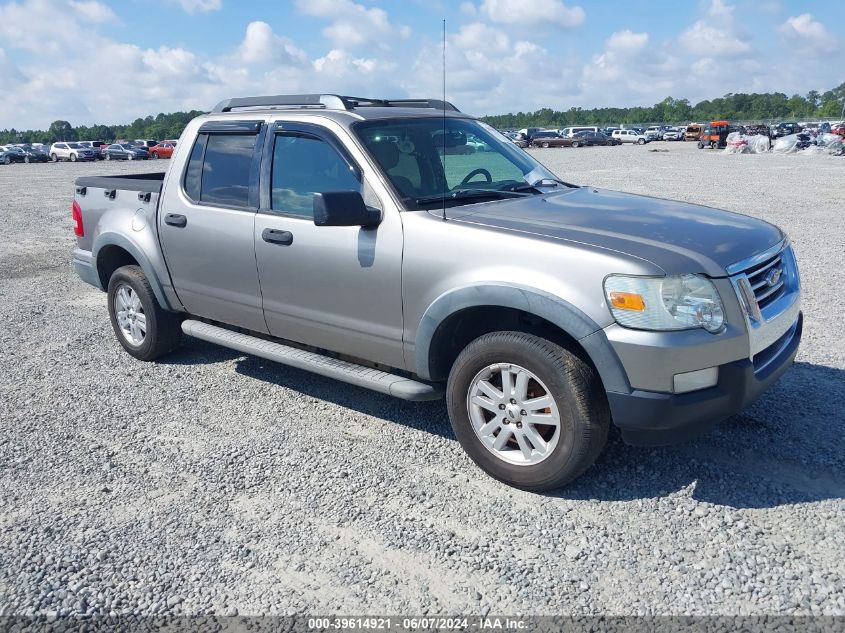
[105,153,111,160]
[572,141,580,148]
[542,142,550,148]
[107,265,182,361]
[51,153,58,162]
[151,152,158,159]
[70,153,77,162]
[128,153,134,161]
[24,156,30,163]
[446,332,609,491]
[637,138,645,145]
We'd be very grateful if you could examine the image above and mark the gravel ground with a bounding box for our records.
[0,144,843,618]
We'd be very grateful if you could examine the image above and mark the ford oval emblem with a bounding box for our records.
[765,267,783,287]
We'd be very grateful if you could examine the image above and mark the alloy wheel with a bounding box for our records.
[467,363,561,466]
[113,284,146,346]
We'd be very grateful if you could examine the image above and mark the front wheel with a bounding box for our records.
[105,153,111,160]
[446,332,609,491]
[151,152,158,159]
[51,153,58,162]
[572,141,580,148]
[127,153,134,160]
[637,138,645,145]
[541,142,550,148]
[107,265,182,361]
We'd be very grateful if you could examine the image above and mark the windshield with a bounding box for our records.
[67,143,81,149]
[120,144,135,149]
[354,117,560,210]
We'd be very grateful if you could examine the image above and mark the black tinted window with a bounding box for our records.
[271,134,360,217]
[183,134,206,202]
[200,134,256,207]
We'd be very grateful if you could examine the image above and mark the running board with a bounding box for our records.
[181,320,442,401]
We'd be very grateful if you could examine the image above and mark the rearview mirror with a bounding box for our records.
[313,191,382,228]
[432,130,467,148]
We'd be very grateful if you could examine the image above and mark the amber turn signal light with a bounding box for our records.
[609,291,645,311]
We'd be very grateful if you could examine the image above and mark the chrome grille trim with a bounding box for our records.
[729,240,801,358]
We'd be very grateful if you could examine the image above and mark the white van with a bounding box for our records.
[558,126,599,138]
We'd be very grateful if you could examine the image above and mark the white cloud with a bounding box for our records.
[678,0,752,58]
[606,30,649,54]
[296,0,410,49]
[477,0,585,28]
[236,21,308,65]
[172,0,221,14]
[69,0,116,23]
[778,14,839,53]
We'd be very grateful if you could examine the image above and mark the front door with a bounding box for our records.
[158,120,268,333]
[254,122,405,368]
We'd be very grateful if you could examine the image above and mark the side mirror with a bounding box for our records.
[313,191,382,228]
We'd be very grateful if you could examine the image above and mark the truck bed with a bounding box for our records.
[75,172,166,194]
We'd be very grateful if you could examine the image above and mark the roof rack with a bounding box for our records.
[211,94,460,113]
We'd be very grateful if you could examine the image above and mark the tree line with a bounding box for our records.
[481,83,845,129]
[0,110,205,145]
[1,83,844,145]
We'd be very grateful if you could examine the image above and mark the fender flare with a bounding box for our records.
[92,232,175,311]
[414,283,630,393]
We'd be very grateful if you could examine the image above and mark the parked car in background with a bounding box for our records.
[684,124,703,141]
[1,146,26,164]
[644,126,666,141]
[103,143,149,160]
[506,132,529,148]
[612,129,648,144]
[517,128,542,140]
[149,141,176,159]
[78,141,106,159]
[832,124,845,138]
[604,127,620,137]
[662,127,682,141]
[773,123,801,137]
[558,126,599,138]
[529,131,573,148]
[572,131,621,146]
[2,146,48,163]
[50,142,96,162]
[133,140,159,150]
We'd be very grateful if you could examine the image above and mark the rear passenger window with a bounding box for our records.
[200,135,256,207]
[271,134,361,218]
[182,132,257,207]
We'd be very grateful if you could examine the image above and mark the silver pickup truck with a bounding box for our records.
[72,94,802,491]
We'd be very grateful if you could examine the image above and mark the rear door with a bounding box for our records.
[158,120,269,333]
[253,120,405,368]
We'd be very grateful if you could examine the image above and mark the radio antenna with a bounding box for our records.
[441,18,447,222]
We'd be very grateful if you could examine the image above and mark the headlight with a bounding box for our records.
[604,274,725,333]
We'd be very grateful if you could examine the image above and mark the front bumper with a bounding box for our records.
[608,313,802,445]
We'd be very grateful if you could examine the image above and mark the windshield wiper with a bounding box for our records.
[502,178,574,193]
[414,189,531,206]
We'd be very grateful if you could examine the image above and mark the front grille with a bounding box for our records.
[743,252,787,310]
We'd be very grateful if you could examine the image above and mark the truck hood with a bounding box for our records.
[448,187,784,276]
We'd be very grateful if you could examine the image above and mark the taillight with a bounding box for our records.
[72,200,84,237]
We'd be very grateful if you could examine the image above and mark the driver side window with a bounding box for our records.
[271,133,362,218]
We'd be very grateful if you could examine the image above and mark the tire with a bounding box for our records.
[107,265,182,361]
[70,153,77,162]
[542,142,549,148]
[637,138,645,145]
[128,153,134,161]
[24,156,30,164]
[2,156,9,165]
[446,331,609,491]
[105,153,111,160]
[51,153,58,162]
[151,152,158,159]
[572,141,580,148]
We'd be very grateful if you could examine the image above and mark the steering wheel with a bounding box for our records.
[460,168,492,185]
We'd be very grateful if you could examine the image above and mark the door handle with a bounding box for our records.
[262,228,293,245]
[164,213,187,228]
